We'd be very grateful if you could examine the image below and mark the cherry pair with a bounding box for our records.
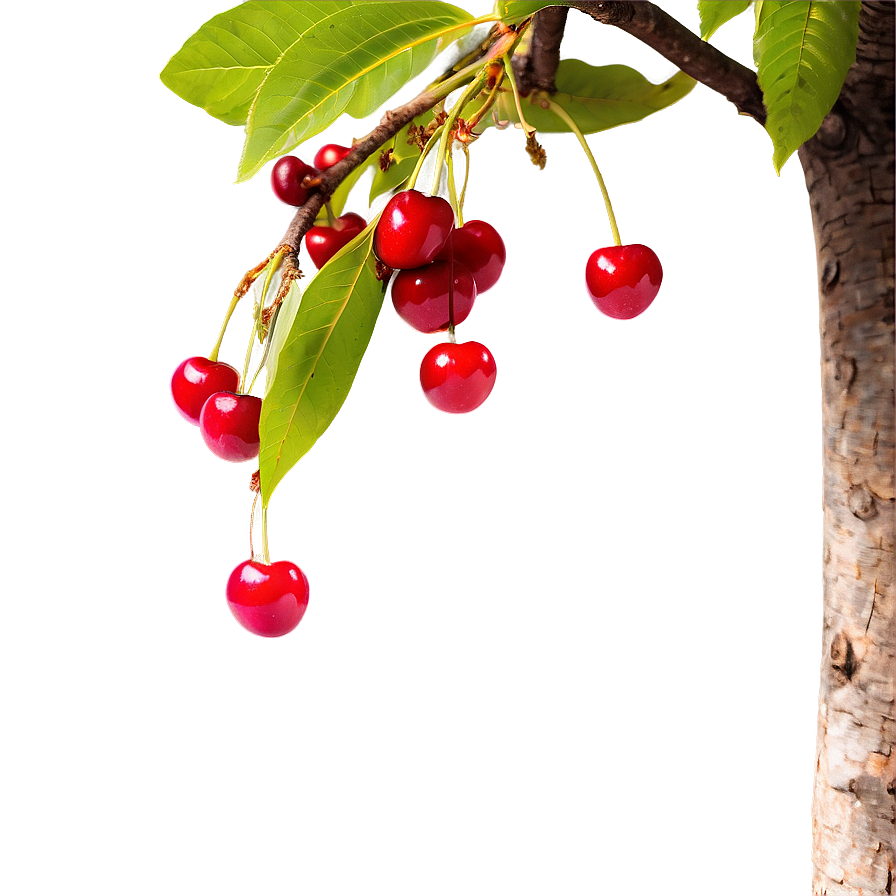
[171,357,261,461]
[271,143,351,207]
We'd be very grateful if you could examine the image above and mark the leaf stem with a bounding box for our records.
[543,98,621,246]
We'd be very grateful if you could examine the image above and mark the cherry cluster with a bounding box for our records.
[374,189,505,413]
[169,144,363,640]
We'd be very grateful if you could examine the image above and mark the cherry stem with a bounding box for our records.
[261,504,271,565]
[209,294,240,362]
[459,144,471,221]
[544,98,621,246]
[240,251,284,392]
[324,201,336,227]
[249,490,259,560]
[430,67,490,196]
[408,124,445,190]
[246,250,286,392]
[502,52,535,137]
[446,149,462,226]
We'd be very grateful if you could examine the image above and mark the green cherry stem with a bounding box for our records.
[240,251,283,392]
[261,503,271,566]
[430,67,490,196]
[407,124,446,191]
[209,294,241,363]
[544,98,621,247]
[324,201,336,227]
[446,149,462,227]
[502,53,535,137]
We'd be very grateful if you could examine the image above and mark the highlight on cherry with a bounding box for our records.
[161,1,684,637]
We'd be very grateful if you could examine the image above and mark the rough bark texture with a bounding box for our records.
[799,3,896,892]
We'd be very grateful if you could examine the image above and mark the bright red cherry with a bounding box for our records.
[199,392,262,462]
[374,190,454,270]
[585,244,663,319]
[313,143,351,169]
[226,559,309,637]
[437,220,506,293]
[420,341,497,413]
[305,212,367,269]
[171,357,240,425]
[391,259,477,333]
[271,156,319,207]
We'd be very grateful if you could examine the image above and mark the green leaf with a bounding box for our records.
[259,224,384,505]
[754,1,860,172]
[468,60,695,134]
[493,1,567,23]
[161,2,358,126]
[238,1,474,182]
[698,1,752,40]
[330,151,380,216]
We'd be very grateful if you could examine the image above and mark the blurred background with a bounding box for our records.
[3,2,819,893]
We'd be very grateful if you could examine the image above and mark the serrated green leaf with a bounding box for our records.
[238,2,474,182]
[754,0,860,172]
[259,224,384,505]
[161,2,361,126]
[699,1,752,40]
[468,60,695,134]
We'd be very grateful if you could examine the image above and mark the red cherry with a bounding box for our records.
[226,560,309,637]
[420,341,497,413]
[271,156,319,207]
[313,143,351,169]
[585,244,663,319]
[199,392,262,462]
[305,212,367,269]
[437,220,506,293]
[373,190,454,270]
[171,357,240,425]
[391,259,477,333]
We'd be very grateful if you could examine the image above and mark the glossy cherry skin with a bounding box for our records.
[391,259,477,333]
[585,244,663,319]
[171,357,240,425]
[271,156,319,207]
[436,220,506,293]
[313,143,351,170]
[420,341,497,413]
[226,560,309,637]
[374,190,454,270]
[198,392,262,462]
[305,212,367,269]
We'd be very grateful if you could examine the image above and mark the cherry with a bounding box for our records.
[171,357,240,425]
[271,156,319,207]
[436,220,506,293]
[391,259,477,333]
[199,392,262,462]
[226,559,309,637]
[420,341,497,413]
[585,244,663,319]
[374,190,454,270]
[313,143,351,170]
[305,212,367,269]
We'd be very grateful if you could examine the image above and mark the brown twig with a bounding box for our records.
[513,6,570,94]
[569,1,766,123]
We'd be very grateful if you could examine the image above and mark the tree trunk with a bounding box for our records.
[799,3,895,892]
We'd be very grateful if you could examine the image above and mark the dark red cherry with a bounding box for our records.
[313,143,351,169]
[199,392,262,462]
[271,156,319,207]
[171,357,240,425]
[436,220,506,293]
[420,341,497,413]
[585,244,663,319]
[305,212,367,269]
[374,190,454,270]
[391,259,477,333]
[226,559,309,637]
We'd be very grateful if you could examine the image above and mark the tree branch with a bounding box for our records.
[513,6,570,94]
[569,1,767,124]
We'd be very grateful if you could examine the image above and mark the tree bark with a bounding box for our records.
[798,3,895,892]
